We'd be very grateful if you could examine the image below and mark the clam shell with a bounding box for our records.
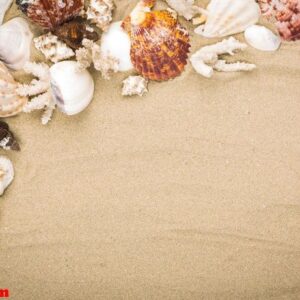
[0,17,33,70]
[123,9,190,81]
[50,61,94,116]
[196,0,261,38]
[101,21,133,72]
[16,0,84,29]
[0,62,27,117]
[244,25,281,51]
[0,0,13,25]
[0,156,14,196]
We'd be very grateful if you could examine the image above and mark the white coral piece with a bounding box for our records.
[34,33,75,63]
[17,62,55,125]
[165,0,206,20]
[76,39,119,79]
[87,0,114,31]
[122,76,148,97]
[190,37,256,78]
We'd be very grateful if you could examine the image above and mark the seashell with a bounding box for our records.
[0,0,13,25]
[0,62,27,117]
[0,17,33,70]
[258,0,300,41]
[195,0,261,38]
[52,21,99,50]
[34,32,75,63]
[122,0,190,81]
[244,25,281,51]
[122,76,148,97]
[16,0,84,29]
[0,121,20,151]
[0,156,14,196]
[50,61,94,115]
[101,21,133,72]
[87,0,114,31]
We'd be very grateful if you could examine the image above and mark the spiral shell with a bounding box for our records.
[0,62,27,117]
[16,0,84,29]
[122,3,190,81]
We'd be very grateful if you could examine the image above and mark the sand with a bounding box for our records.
[0,1,300,299]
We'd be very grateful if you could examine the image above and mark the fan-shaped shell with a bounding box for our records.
[16,0,84,29]
[0,62,28,117]
[122,9,190,81]
[196,0,261,38]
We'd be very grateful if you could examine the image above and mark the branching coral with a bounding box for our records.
[17,62,56,125]
[165,0,206,20]
[190,37,256,78]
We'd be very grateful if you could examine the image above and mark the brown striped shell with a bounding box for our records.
[0,62,27,117]
[122,5,190,81]
[16,0,84,29]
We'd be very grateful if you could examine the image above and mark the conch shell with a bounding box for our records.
[0,61,27,117]
[195,0,261,38]
[122,0,190,81]
[16,0,84,29]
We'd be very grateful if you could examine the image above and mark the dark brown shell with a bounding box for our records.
[122,10,190,81]
[0,121,20,151]
[16,0,84,29]
[52,21,99,49]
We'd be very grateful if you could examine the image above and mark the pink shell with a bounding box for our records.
[17,0,84,29]
[258,0,300,41]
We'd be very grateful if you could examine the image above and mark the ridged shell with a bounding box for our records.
[122,10,190,81]
[0,62,28,117]
[0,17,33,70]
[196,0,261,38]
[16,0,84,29]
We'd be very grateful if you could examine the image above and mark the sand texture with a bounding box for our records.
[0,1,300,299]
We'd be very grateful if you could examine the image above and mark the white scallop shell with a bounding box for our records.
[50,61,94,116]
[100,21,133,72]
[0,0,12,25]
[195,0,261,38]
[244,25,281,51]
[0,61,27,117]
[0,156,14,196]
[0,17,33,70]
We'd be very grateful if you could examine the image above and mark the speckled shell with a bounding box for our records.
[122,10,190,81]
[0,62,27,117]
[16,0,84,29]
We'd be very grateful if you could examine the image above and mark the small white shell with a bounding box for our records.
[195,0,261,38]
[100,21,133,72]
[0,61,27,117]
[122,76,148,97]
[244,25,281,51]
[0,0,12,25]
[0,17,33,70]
[50,61,94,116]
[0,156,14,196]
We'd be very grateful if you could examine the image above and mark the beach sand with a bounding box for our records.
[0,1,300,299]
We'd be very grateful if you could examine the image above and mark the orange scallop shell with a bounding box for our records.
[16,0,84,29]
[122,10,190,81]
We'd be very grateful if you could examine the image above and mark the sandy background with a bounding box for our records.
[0,1,300,299]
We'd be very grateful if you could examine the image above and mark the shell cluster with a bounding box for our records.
[122,0,190,81]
